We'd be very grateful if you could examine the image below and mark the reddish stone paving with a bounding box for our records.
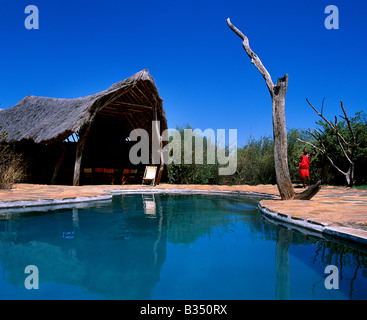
[1,183,366,243]
[0,183,280,202]
[259,186,367,231]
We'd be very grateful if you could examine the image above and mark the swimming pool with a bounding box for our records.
[0,193,366,300]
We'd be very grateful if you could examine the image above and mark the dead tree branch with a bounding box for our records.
[226,18,274,95]
[304,99,357,186]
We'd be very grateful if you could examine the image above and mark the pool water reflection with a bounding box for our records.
[0,193,366,300]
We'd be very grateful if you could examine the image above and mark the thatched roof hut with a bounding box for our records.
[0,70,167,186]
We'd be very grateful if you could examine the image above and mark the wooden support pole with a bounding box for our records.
[153,103,165,186]
[73,121,94,186]
[51,142,67,185]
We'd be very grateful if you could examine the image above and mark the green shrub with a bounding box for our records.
[233,135,276,185]
[167,125,221,185]
[166,112,367,187]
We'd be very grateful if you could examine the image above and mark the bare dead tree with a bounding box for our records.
[227,18,321,200]
[298,99,357,187]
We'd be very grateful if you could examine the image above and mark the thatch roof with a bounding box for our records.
[0,70,166,144]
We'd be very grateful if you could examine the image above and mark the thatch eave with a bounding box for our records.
[0,69,166,145]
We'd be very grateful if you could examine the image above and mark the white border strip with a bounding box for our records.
[0,195,112,210]
[258,202,326,233]
[258,202,367,246]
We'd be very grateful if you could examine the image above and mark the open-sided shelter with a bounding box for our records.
[0,70,167,186]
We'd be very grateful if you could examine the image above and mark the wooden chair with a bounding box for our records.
[83,168,93,184]
[142,166,157,186]
[138,170,144,182]
[94,168,104,184]
[129,169,137,184]
[104,168,114,184]
[121,169,131,185]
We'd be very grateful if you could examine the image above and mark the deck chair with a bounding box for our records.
[142,166,157,186]
[142,194,156,215]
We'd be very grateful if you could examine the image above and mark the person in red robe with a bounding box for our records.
[299,148,311,188]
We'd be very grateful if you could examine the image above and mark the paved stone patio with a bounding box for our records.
[0,183,366,245]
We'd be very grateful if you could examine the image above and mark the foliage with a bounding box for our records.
[166,111,367,186]
[287,128,311,181]
[0,129,23,189]
[307,110,367,186]
[167,125,221,185]
[230,128,319,185]
[231,135,275,185]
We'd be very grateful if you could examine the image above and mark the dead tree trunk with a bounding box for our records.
[272,75,296,199]
[275,228,292,300]
[227,18,321,200]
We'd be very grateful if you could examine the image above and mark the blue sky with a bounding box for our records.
[0,0,366,146]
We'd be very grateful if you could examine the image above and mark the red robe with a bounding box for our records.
[299,154,310,178]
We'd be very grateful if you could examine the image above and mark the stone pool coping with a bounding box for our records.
[0,183,366,246]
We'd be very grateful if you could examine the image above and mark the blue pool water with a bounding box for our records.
[0,193,366,300]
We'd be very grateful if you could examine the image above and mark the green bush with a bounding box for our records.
[305,110,367,186]
[167,125,221,185]
[287,128,320,184]
[221,128,322,186]
[233,135,275,185]
[166,111,367,187]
